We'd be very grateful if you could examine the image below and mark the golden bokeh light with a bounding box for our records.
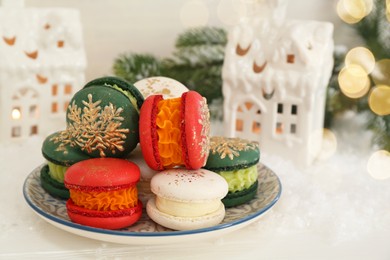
[368,85,390,116]
[338,64,370,98]
[372,59,390,86]
[317,129,338,161]
[337,0,372,24]
[337,0,362,24]
[367,150,390,180]
[345,47,376,74]
[343,0,372,19]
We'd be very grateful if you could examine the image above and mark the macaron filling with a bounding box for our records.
[69,186,138,211]
[155,97,184,168]
[218,165,259,193]
[47,161,68,183]
[109,84,140,113]
[155,197,222,217]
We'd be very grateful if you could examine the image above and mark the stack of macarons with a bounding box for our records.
[39,75,261,232]
[204,136,260,207]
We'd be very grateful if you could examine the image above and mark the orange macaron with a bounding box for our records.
[139,91,210,171]
[64,158,142,229]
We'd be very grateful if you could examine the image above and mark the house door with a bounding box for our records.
[234,101,262,141]
[11,88,39,139]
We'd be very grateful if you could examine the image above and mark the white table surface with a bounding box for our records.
[1,116,390,260]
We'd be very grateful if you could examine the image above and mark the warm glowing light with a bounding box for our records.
[387,0,390,22]
[368,85,390,116]
[345,47,375,74]
[336,0,373,24]
[180,1,210,28]
[12,108,21,120]
[337,0,363,24]
[371,59,390,86]
[367,150,390,180]
[317,129,338,161]
[338,64,370,98]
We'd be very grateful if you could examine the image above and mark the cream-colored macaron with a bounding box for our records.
[127,145,158,207]
[146,168,228,231]
[133,76,188,99]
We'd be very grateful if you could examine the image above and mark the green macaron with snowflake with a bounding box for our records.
[204,136,260,207]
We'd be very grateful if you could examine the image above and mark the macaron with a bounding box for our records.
[204,136,260,208]
[146,168,228,231]
[134,76,189,99]
[41,131,91,199]
[126,145,158,207]
[58,76,144,158]
[64,158,142,230]
[139,90,210,170]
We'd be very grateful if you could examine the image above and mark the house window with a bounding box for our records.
[52,84,58,96]
[236,119,243,131]
[12,126,21,137]
[277,103,283,114]
[252,121,261,134]
[291,104,298,115]
[64,84,72,95]
[287,54,295,63]
[51,102,58,113]
[290,124,297,134]
[11,107,22,120]
[29,105,38,118]
[30,125,38,135]
[57,40,64,48]
[235,101,262,139]
[276,122,283,134]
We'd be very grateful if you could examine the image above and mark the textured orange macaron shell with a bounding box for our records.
[139,91,210,171]
[64,158,142,230]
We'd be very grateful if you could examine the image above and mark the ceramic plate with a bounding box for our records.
[23,163,281,245]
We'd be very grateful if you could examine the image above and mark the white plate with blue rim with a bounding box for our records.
[23,163,281,245]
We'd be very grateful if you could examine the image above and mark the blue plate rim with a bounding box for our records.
[23,163,282,238]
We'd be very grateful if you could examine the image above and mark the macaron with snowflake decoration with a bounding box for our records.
[204,136,260,207]
[55,76,144,158]
[64,158,142,229]
[40,131,92,199]
[139,90,210,170]
[134,76,188,99]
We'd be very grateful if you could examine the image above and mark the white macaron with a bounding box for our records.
[133,76,188,99]
[146,168,228,231]
[127,145,158,207]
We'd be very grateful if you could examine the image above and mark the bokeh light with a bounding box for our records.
[345,47,376,74]
[367,150,390,180]
[338,64,370,98]
[180,1,210,28]
[387,0,390,22]
[368,85,390,116]
[371,59,390,86]
[336,0,373,24]
[317,129,338,161]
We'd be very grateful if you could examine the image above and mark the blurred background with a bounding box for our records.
[26,0,358,80]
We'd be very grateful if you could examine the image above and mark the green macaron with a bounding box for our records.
[41,131,91,199]
[62,76,144,158]
[204,136,260,207]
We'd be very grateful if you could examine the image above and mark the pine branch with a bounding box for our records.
[175,27,227,48]
[113,53,161,83]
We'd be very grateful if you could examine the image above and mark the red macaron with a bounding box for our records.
[139,90,210,171]
[64,158,142,229]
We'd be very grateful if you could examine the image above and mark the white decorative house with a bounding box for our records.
[0,0,86,142]
[222,0,334,167]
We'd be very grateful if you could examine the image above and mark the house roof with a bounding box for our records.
[0,7,86,71]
